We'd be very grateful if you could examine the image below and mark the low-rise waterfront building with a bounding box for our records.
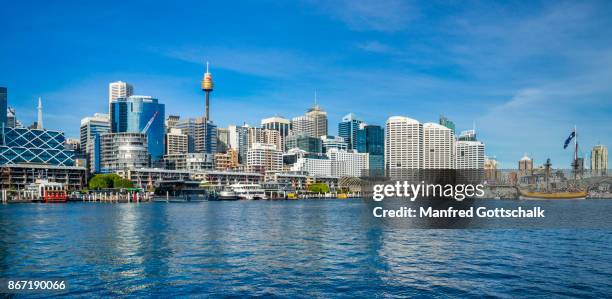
[117,168,191,190]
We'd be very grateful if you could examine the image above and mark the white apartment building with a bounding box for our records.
[422,122,454,169]
[247,143,283,173]
[290,157,332,177]
[385,116,423,170]
[327,148,369,177]
[166,128,188,155]
[456,140,485,169]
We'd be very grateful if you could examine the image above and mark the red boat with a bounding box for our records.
[27,179,68,203]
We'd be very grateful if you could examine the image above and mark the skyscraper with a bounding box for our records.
[108,81,133,103]
[338,113,363,150]
[228,124,250,164]
[306,102,328,138]
[385,116,423,171]
[422,122,454,169]
[261,116,291,149]
[591,145,608,175]
[456,141,485,169]
[356,123,384,174]
[110,95,165,164]
[291,115,315,138]
[0,87,7,127]
[80,113,110,154]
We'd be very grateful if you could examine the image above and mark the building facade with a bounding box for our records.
[110,95,165,164]
[356,124,384,175]
[422,122,454,169]
[108,81,133,103]
[456,140,485,169]
[591,145,608,175]
[80,113,110,156]
[327,148,369,177]
[385,116,423,171]
[321,135,348,153]
[246,143,283,174]
[338,113,363,150]
[291,115,315,138]
[166,128,188,155]
[98,133,149,173]
[261,116,291,149]
[306,104,328,138]
[285,133,323,153]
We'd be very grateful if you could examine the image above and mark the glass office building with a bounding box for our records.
[0,87,7,127]
[0,127,76,166]
[356,124,384,174]
[111,96,165,164]
[285,134,323,153]
[338,113,363,150]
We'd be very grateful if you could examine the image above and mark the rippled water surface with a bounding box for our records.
[1,199,612,297]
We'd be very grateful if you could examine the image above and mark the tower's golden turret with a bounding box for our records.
[201,62,213,91]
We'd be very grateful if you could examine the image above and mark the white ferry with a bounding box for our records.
[230,183,267,200]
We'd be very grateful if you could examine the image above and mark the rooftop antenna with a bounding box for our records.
[314,90,318,106]
[206,61,209,73]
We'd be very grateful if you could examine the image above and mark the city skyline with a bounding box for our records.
[1,1,611,167]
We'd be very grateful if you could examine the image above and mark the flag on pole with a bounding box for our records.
[563,130,575,149]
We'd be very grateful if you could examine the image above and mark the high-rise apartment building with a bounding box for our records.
[327,148,369,177]
[215,148,239,170]
[385,116,423,170]
[228,124,250,164]
[247,143,283,174]
[338,113,363,150]
[179,117,218,154]
[456,141,485,169]
[422,122,454,169]
[108,81,133,103]
[110,95,165,164]
[166,128,188,155]
[591,145,608,174]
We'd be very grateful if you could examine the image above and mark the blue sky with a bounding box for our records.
[1,0,610,167]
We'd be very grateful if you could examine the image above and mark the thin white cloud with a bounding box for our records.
[308,0,417,32]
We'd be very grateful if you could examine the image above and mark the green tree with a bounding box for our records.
[88,174,134,189]
[308,183,330,194]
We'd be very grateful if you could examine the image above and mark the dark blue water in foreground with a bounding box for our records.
[1,199,612,298]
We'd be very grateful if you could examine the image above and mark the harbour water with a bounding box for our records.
[1,199,611,297]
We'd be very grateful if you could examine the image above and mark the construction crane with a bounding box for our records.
[142,111,159,134]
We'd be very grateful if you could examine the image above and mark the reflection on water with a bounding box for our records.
[0,200,611,297]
